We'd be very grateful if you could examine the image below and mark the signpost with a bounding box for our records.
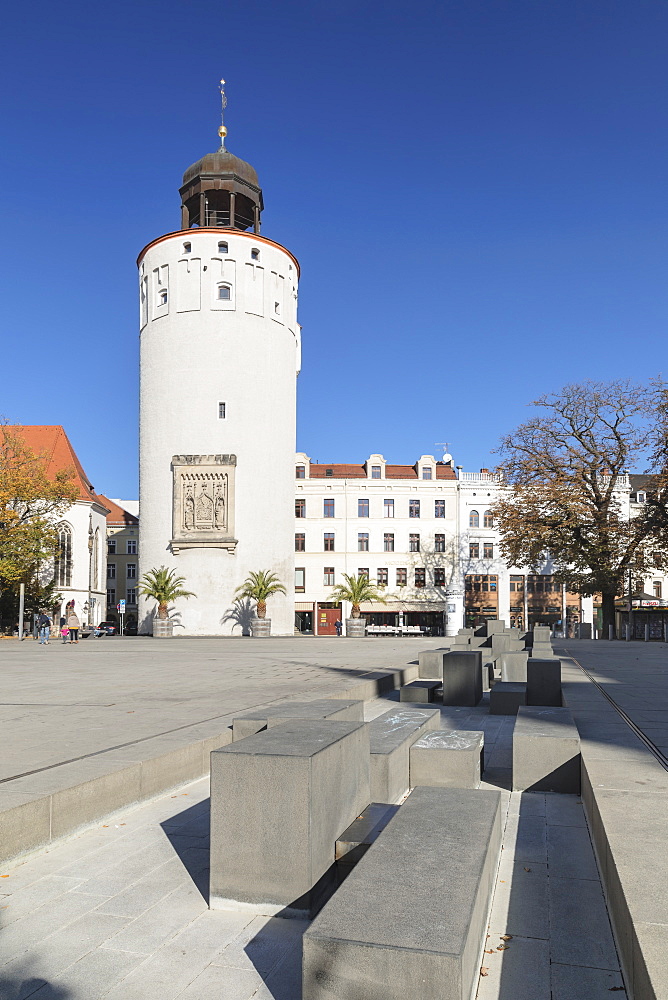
[117,600,126,636]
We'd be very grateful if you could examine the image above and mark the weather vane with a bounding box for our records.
[218,78,227,150]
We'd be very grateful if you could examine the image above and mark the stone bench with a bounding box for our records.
[490,680,527,715]
[303,786,503,1000]
[399,679,441,703]
[368,707,440,803]
[512,706,580,793]
[209,719,370,916]
[526,657,561,706]
[442,650,483,707]
[500,650,529,682]
[418,648,449,678]
[410,729,484,788]
[231,698,364,740]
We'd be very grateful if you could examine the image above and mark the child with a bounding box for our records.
[61,624,69,644]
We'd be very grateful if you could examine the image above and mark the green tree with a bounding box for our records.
[329,573,388,619]
[0,425,78,614]
[490,379,668,635]
[138,566,196,620]
[234,570,286,619]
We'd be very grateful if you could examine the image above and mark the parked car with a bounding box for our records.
[93,621,118,637]
[123,622,138,636]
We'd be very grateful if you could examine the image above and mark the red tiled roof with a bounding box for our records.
[4,425,110,508]
[98,495,139,526]
[308,463,457,481]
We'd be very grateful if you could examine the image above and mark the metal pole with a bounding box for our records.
[626,568,632,641]
[561,583,567,639]
[18,582,25,640]
[609,624,614,641]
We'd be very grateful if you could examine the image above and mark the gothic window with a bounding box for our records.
[55,523,73,588]
[93,528,100,589]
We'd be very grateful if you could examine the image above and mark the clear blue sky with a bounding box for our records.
[1,0,667,498]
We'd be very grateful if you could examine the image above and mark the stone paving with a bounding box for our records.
[0,636,439,784]
[0,693,627,1000]
[560,638,668,745]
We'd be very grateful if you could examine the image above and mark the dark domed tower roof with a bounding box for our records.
[179,147,264,233]
[182,150,260,189]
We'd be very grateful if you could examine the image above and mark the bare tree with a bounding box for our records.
[490,379,667,635]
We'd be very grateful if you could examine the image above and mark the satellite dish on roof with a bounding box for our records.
[442,452,453,465]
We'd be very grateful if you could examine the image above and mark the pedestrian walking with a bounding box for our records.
[335,619,343,636]
[66,609,80,643]
[37,612,51,645]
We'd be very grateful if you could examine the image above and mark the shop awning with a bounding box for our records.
[359,601,445,613]
[294,602,314,611]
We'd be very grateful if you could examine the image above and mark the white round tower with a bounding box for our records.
[138,103,300,635]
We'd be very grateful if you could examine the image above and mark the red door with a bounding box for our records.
[318,608,340,635]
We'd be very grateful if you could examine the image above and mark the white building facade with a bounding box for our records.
[138,142,300,635]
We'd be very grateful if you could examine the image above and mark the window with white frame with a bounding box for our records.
[107,563,116,580]
[218,402,226,419]
[127,564,136,579]
[358,532,369,552]
[217,284,231,300]
[127,540,137,555]
[295,567,305,592]
[126,588,137,605]
[384,498,394,517]
[323,567,335,586]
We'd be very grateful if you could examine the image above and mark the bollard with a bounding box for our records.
[645,623,650,642]
[608,624,614,641]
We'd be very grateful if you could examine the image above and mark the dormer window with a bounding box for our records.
[422,467,432,480]
[251,248,260,261]
[217,284,231,300]
[183,242,191,254]
[296,465,305,479]
[218,241,228,254]
[371,466,381,479]
[637,492,646,503]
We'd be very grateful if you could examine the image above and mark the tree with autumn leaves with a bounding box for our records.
[490,379,668,636]
[0,425,78,621]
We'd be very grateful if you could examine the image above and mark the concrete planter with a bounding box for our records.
[153,619,174,638]
[345,618,366,638]
[251,618,272,637]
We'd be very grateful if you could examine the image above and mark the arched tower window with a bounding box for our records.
[217,284,231,300]
[55,523,73,588]
[469,510,479,528]
[218,241,228,254]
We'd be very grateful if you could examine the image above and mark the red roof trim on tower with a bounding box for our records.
[136,228,300,276]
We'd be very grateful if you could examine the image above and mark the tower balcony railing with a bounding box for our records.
[188,211,254,231]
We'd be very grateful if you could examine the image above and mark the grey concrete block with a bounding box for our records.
[485,619,507,634]
[500,650,529,682]
[399,679,440,703]
[442,650,483,707]
[210,720,370,913]
[490,681,527,715]
[418,648,449,679]
[482,661,494,692]
[527,657,562,706]
[513,707,580,793]
[303,786,502,1000]
[232,699,364,740]
[0,788,52,864]
[409,730,484,789]
[531,642,555,659]
[368,707,440,803]
[533,625,551,641]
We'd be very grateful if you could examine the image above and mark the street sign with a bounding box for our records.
[118,600,126,612]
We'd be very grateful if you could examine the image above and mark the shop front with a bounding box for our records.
[359,601,445,636]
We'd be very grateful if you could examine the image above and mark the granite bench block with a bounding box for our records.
[500,650,529,682]
[418,648,449,679]
[368,707,440,803]
[490,681,527,715]
[513,706,580,793]
[399,679,441,703]
[335,802,399,868]
[410,729,484,789]
[526,657,562,706]
[442,650,483,707]
[232,698,364,740]
[303,786,503,1000]
[210,720,370,915]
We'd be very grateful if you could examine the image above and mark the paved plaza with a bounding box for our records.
[4,635,667,999]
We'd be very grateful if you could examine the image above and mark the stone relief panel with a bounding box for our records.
[171,455,237,553]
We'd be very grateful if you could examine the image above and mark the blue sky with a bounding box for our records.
[1,0,667,497]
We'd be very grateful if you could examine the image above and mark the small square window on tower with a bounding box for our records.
[218,402,226,419]
[218,285,231,300]
[183,242,191,253]
[159,290,168,306]
[218,242,228,254]
[251,248,260,261]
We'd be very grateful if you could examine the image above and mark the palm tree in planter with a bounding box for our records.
[329,573,387,637]
[138,566,196,637]
[234,570,286,637]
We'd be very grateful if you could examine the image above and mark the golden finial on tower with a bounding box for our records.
[218,78,228,150]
